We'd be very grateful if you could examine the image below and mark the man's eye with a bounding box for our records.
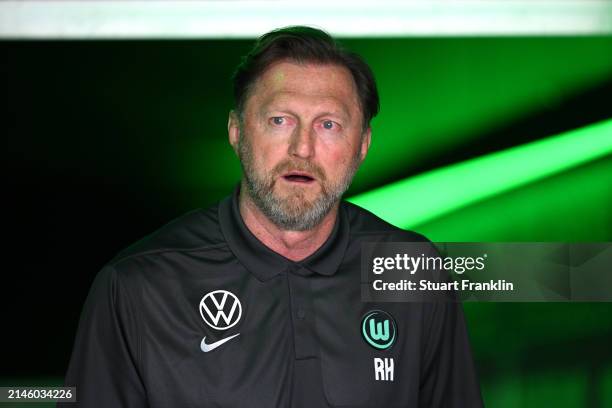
[271,117,285,125]
[322,120,336,130]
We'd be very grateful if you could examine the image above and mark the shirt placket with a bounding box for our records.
[287,267,317,359]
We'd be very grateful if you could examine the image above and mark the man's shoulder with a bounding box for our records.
[342,200,429,242]
[109,203,227,267]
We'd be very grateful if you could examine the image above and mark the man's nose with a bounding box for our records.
[288,124,315,159]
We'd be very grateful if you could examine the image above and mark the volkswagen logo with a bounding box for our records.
[199,290,242,330]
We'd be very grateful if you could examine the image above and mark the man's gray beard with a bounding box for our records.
[237,133,361,231]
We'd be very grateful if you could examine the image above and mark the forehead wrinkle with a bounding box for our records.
[260,90,353,121]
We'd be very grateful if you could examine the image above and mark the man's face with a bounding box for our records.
[229,60,371,231]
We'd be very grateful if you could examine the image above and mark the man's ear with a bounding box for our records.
[359,127,372,162]
[228,110,241,154]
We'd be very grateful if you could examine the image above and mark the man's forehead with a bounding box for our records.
[262,91,351,117]
[262,61,352,85]
[250,61,360,113]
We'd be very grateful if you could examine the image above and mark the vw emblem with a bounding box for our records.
[199,290,242,330]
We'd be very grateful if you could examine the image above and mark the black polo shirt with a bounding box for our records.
[61,187,483,407]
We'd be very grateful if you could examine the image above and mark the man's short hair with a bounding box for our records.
[232,25,380,131]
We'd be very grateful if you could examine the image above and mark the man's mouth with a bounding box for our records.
[282,171,315,183]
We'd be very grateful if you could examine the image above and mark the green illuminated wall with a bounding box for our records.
[346,37,612,192]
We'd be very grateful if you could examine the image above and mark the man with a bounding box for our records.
[62,26,483,407]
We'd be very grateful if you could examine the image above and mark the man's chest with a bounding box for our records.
[134,264,425,407]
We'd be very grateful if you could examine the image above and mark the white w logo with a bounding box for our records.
[199,290,242,330]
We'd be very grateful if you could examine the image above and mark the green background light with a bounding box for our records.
[350,37,612,192]
[347,119,612,229]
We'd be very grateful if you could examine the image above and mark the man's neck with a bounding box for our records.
[238,187,338,262]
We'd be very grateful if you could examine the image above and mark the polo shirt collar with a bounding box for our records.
[218,185,350,281]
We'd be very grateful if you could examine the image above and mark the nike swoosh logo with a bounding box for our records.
[200,333,240,352]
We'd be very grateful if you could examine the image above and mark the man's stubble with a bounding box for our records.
[237,128,362,231]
